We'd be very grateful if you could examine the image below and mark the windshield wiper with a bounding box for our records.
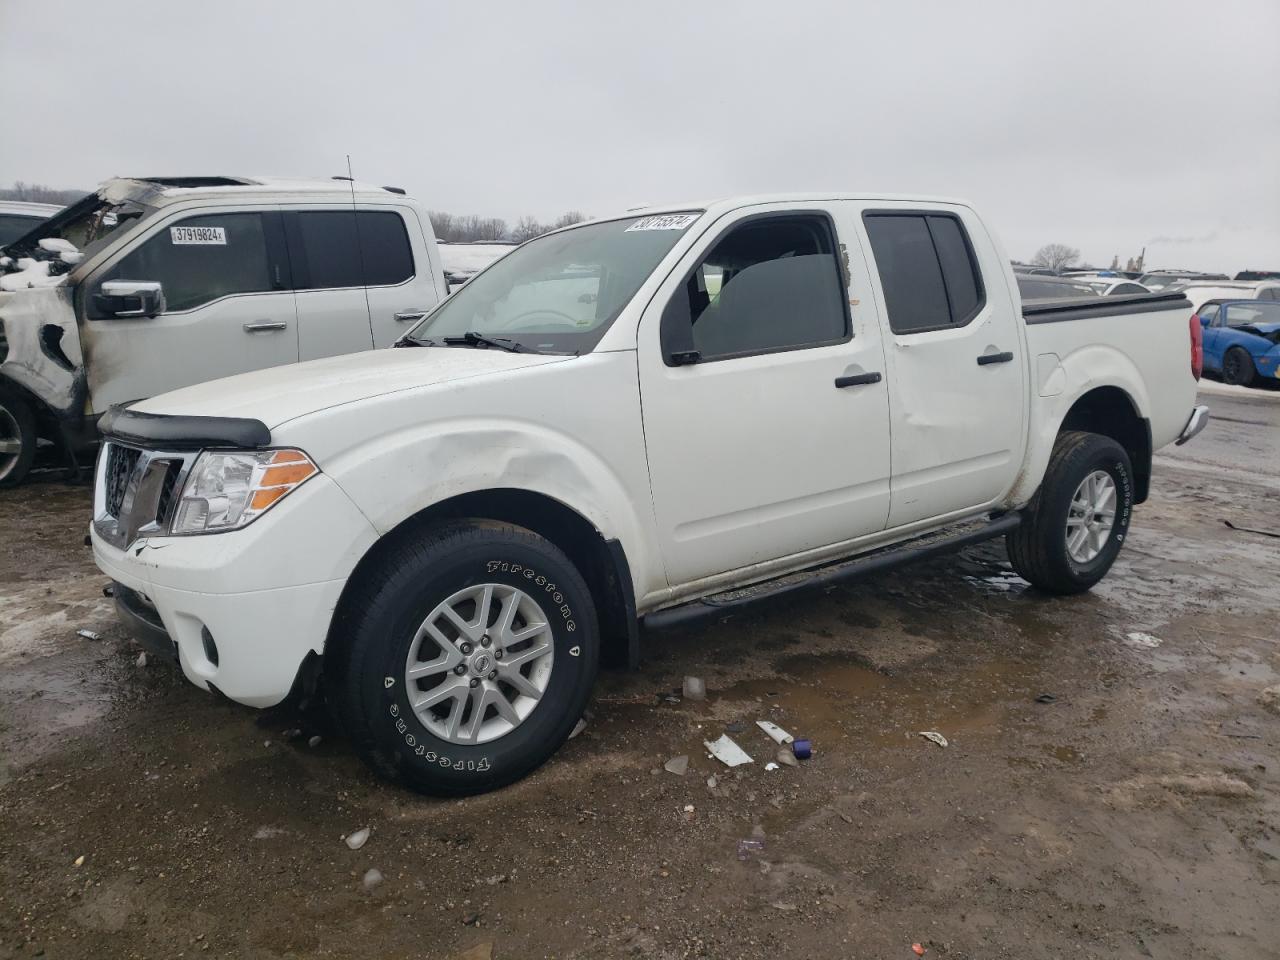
[394,336,434,347]
[442,331,526,353]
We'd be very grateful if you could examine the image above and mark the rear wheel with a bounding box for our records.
[1222,347,1256,387]
[330,520,598,796]
[0,385,37,488]
[1007,431,1134,595]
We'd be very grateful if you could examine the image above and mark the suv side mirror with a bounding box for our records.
[95,280,166,319]
[1198,314,1210,327]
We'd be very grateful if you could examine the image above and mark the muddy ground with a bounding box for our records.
[1,383,1278,960]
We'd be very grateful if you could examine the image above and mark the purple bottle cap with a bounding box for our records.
[792,738,812,760]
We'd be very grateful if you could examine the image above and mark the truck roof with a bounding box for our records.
[612,192,971,220]
[99,175,413,206]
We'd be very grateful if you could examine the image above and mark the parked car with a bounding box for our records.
[1016,274,1100,300]
[0,176,445,486]
[1234,270,1280,281]
[1195,299,1280,386]
[91,194,1206,796]
[0,201,63,246]
[438,241,516,290]
[1139,270,1229,290]
[1073,277,1152,297]
[1170,280,1280,312]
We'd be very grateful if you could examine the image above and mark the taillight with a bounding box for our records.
[1189,315,1203,380]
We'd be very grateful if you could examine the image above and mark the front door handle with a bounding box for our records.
[395,310,429,323]
[976,351,1014,365]
[243,320,288,333]
[834,372,882,388]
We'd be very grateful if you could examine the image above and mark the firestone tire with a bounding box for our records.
[329,520,598,797]
[0,385,37,489]
[1006,431,1134,595]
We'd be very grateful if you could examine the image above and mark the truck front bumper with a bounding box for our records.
[90,474,379,708]
[1175,404,1210,446]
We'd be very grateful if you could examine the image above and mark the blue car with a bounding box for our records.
[1197,299,1280,387]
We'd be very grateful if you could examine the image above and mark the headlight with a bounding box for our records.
[170,448,318,535]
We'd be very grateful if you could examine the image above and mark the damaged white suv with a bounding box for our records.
[0,176,445,486]
[91,195,1207,796]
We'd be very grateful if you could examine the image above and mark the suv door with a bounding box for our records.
[860,207,1027,528]
[84,209,298,411]
[638,205,892,587]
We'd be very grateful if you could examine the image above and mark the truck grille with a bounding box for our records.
[95,443,195,548]
[104,445,141,517]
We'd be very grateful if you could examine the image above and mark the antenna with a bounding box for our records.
[346,155,376,344]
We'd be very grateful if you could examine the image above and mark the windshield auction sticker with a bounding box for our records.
[625,214,698,232]
[170,226,227,245]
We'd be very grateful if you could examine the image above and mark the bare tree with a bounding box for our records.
[511,216,547,243]
[0,182,89,205]
[428,210,455,241]
[552,210,586,229]
[1032,243,1081,273]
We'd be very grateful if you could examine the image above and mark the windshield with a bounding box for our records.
[406,212,701,354]
[1225,302,1280,326]
[1,192,151,262]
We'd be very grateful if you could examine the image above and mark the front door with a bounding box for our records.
[859,206,1027,528]
[638,205,892,588]
[84,209,298,411]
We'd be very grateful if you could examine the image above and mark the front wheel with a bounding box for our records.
[330,520,598,796]
[1222,347,1256,387]
[1006,431,1134,595]
[0,385,37,488]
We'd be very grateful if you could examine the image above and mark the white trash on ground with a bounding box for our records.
[756,720,794,745]
[918,731,949,748]
[704,734,752,767]
[344,827,370,850]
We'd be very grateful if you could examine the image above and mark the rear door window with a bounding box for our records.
[93,212,282,315]
[863,212,985,334]
[287,210,415,289]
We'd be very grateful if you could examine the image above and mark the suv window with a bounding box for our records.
[1199,303,1220,325]
[95,212,277,314]
[863,212,985,334]
[673,215,849,362]
[288,210,414,290]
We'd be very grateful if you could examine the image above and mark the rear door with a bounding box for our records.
[859,205,1027,528]
[638,204,892,587]
[84,208,298,410]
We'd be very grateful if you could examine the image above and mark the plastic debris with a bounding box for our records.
[918,731,948,748]
[73,855,85,867]
[682,803,696,821]
[344,827,371,850]
[362,867,383,891]
[736,839,765,860]
[569,717,587,739]
[1223,518,1280,539]
[1034,693,1058,704]
[770,901,798,912]
[76,629,101,641]
[135,652,147,668]
[683,676,707,701]
[776,748,799,767]
[791,738,812,760]
[725,720,747,734]
[705,775,718,790]
[663,754,689,776]
[704,734,752,767]
[308,735,322,748]
[913,944,926,956]
[1125,632,1162,648]
[660,692,681,704]
[765,762,779,771]
[756,720,794,745]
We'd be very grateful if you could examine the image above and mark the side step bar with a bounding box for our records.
[643,512,1022,631]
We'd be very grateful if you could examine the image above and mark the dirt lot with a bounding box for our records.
[1,384,1278,960]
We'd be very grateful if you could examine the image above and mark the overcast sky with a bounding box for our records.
[2,0,1276,272]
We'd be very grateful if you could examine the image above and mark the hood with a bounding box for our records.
[129,346,570,427]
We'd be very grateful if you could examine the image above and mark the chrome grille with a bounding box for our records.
[104,444,141,517]
[154,460,183,527]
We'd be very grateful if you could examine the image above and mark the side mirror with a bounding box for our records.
[95,280,166,319]
[1198,315,1210,327]
[660,288,700,366]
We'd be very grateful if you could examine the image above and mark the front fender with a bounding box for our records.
[0,286,86,417]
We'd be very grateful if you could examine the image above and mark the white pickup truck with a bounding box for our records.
[0,176,444,486]
[89,194,1208,796]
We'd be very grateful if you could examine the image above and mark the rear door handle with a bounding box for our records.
[395,310,429,323]
[243,320,288,333]
[976,351,1014,365]
[834,372,882,388]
